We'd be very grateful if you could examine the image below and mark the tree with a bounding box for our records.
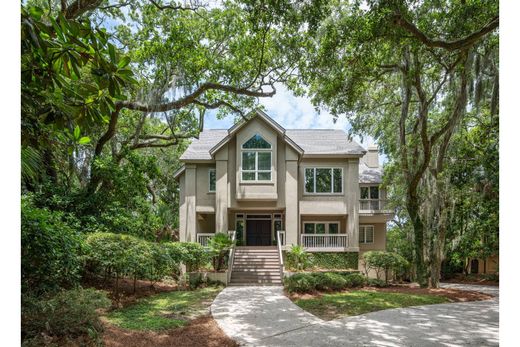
[265,0,498,287]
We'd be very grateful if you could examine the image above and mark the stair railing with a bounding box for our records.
[276,230,285,280]
[227,230,237,285]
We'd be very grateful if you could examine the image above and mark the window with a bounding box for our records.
[241,134,272,181]
[359,225,374,244]
[303,222,340,234]
[208,169,216,192]
[304,168,342,193]
[360,186,380,209]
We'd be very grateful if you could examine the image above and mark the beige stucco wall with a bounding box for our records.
[358,222,387,278]
[195,163,216,211]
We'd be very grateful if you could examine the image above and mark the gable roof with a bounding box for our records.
[179,110,366,161]
[359,162,383,184]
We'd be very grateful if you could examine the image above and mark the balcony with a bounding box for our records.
[301,234,349,251]
[359,199,392,213]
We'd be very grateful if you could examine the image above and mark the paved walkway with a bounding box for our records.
[211,283,498,347]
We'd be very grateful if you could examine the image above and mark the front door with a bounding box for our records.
[246,220,272,246]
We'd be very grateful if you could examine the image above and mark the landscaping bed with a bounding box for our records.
[443,273,499,286]
[287,285,494,321]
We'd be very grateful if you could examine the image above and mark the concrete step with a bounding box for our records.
[234,252,279,256]
[232,271,281,277]
[233,256,279,260]
[231,269,281,273]
[235,246,277,250]
[228,282,282,286]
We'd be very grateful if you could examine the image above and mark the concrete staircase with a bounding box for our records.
[229,246,282,286]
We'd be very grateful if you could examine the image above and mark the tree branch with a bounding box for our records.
[392,14,499,51]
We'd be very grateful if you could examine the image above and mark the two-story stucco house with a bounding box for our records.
[174,110,392,284]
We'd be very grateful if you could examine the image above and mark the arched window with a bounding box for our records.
[241,134,272,181]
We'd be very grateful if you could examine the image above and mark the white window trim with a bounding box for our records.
[303,221,341,234]
[208,168,216,193]
[359,225,375,244]
[240,134,273,183]
[304,167,343,194]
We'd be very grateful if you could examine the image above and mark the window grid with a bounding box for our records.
[208,168,216,192]
[241,134,272,182]
[304,167,343,194]
[359,225,374,244]
[303,222,341,234]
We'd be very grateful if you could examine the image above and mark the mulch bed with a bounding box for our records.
[103,315,239,347]
[287,283,494,302]
[85,276,181,308]
[443,274,499,287]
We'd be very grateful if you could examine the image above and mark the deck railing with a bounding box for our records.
[276,230,285,278]
[227,230,237,284]
[359,199,389,211]
[196,233,214,246]
[301,234,348,250]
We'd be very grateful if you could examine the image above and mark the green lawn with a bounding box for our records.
[105,286,223,331]
[293,290,450,320]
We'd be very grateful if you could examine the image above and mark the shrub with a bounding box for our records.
[315,272,348,291]
[21,196,84,295]
[286,245,312,271]
[285,273,317,293]
[367,278,387,287]
[362,251,409,284]
[344,273,366,287]
[22,288,111,344]
[207,232,234,271]
[309,252,359,270]
[176,242,211,271]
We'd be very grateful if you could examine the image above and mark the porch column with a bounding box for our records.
[346,158,360,249]
[285,159,299,246]
[215,145,229,233]
[185,164,197,242]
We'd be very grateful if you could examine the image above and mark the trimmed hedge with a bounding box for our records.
[310,252,359,270]
[284,272,366,293]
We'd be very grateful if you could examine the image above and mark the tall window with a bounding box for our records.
[208,169,216,192]
[241,134,272,181]
[359,225,374,244]
[304,168,342,193]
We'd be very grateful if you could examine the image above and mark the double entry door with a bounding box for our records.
[246,219,272,246]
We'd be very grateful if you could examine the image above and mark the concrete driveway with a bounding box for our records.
[211,283,498,347]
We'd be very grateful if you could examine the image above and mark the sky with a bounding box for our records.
[204,84,378,150]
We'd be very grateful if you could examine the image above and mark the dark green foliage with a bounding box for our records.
[343,273,366,288]
[285,272,366,293]
[21,196,84,295]
[314,272,347,291]
[285,273,318,293]
[22,288,111,344]
[367,278,388,288]
[310,252,359,270]
[177,242,211,272]
[207,233,234,271]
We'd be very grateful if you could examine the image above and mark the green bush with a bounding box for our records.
[313,272,347,291]
[362,251,409,284]
[309,252,359,270]
[285,245,312,271]
[285,273,317,293]
[22,288,111,344]
[176,242,211,271]
[208,233,234,271]
[344,273,366,287]
[21,196,84,295]
[367,278,387,287]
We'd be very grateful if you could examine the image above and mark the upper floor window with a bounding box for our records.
[209,168,216,192]
[303,222,340,234]
[241,134,272,181]
[304,168,343,194]
[360,186,379,200]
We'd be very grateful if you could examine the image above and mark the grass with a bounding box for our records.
[105,286,223,331]
[293,290,450,320]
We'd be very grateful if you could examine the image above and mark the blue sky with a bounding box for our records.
[204,84,377,149]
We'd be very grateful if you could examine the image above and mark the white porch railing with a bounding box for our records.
[301,234,349,250]
[197,233,214,247]
[359,199,389,211]
[227,230,237,284]
[276,230,285,278]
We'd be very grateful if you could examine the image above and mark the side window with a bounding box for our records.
[359,225,374,244]
[304,168,343,193]
[209,169,216,192]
